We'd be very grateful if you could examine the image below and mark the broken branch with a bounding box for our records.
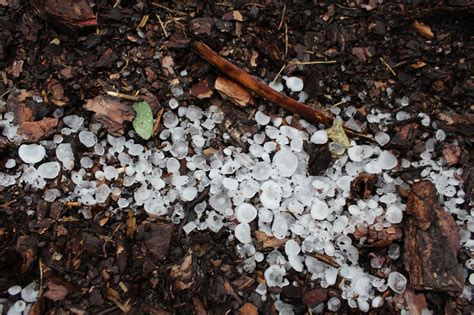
[192,41,334,127]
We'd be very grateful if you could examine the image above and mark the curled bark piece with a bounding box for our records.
[193,41,333,126]
[404,180,464,294]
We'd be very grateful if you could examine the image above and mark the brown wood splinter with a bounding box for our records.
[193,41,334,127]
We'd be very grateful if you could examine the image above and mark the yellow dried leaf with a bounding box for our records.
[413,20,434,39]
[326,118,350,150]
[410,60,427,69]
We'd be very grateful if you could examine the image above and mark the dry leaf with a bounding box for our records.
[190,81,213,99]
[18,118,59,143]
[239,303,258,315]
[214,77,253,107]
[413,20,434,39]
[326,119,350,150]
[410,60,427,69]
[84,96,134,134]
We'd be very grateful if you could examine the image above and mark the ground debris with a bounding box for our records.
[214,77,254,107]
[18,117,58,143]
[404,180,464,294]
[30,0,96,29]
[84,96,134,134]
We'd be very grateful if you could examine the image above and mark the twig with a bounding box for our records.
[380,57,397,77]
[289,60,337,65]
[193,41,334,126]
[284,23,289,57]
[105,90,141,101]
[271,64,286,84]
[277,4,286,31]
[156,13,168,37]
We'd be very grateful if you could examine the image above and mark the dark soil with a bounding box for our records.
[0,0,473,314]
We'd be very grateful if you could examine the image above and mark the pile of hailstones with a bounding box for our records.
[0,94,472,314]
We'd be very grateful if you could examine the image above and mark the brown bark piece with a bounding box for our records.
[18,117,59,143]
[239,303,258,315]
[214,76,254,107]
[403,180,464,294]
[31,0,97,28]
[84,96,134,134]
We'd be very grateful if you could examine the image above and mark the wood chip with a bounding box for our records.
[413,20,434,39]
[214,76,254,107]
[239,303,258,315]
[18,118,59,143]
[403,180,463,293]
[84,96,134,134]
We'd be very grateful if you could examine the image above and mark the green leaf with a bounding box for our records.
[132,101,154,140]
[326,118,350,150]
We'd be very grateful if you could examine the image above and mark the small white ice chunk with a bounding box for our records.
[235,223,251,243]
[7,300,26,315]
[310,130,328,144]
[255,111,271,125]
[78,130,97,148]
[264,265,288,288]
[272,214,288,239]
[387,271,407,294]
[18,144,46,164]
[273,149,298,177]
[180,186,198,201]
[236,203,258,223]
[311,199,330,220]
[385,205,403,224]
[21,282,38,303]
[375,132,390,146]
[285,76,304,92]
[378,150,398,170]
[260,180,282,209]
[37,161,60,179]
[8,285,21,295]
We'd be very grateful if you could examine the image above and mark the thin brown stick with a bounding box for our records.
[193,41,333,126]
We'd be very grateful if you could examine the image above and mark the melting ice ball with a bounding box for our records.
[236,203,258,223]
[273,149,298,177]
[285,77,304,92]
[260,180,282,209]
[387,271,407,294]
[18,144,46,164]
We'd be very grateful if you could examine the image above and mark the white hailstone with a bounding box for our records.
[5,159,16,168]
[18,144,46,164]
[285,239,301,257]
[310,130,328,144]
[348,145,364,162]
[271,214,288,239]
[252,162,272,180]
[375,132,390,146]
[311,199,330,220]
[385,205,403,224]
[37,162,60,179]
[163,111,179,128]
[269,81,284,92]
[56,143,74,169]
[183,221,197,234]
[104,166,118,180]
[8,285,22,295]
[209,193,231,214]
[285,76,304,92]
[117,198,129,208]
[63,115,83,130]
[180,186,198,201]
[387,272,407,294]
[21,282,38,302]
[241,179,260,199]
[192,135,205,148]
[435,129,446,141]
[169,98,179,109]
[260,180,282,209]
[221,160,241,175]
[469,274,474,285]
[353,276,371,296]
[78,130,97,148]
[372,296,384,308]
[236,203,258,223]
[378,151,398,170]
[289,255,304,272]
[336,176,353,192]
[44,189,61,202]
[185,105,203,121]
[170,141,188,159]
[80,157,93,169]
[235,223,251,243]
[223,177,239,191]
[333,215,348,233]
[96,184,111,203]
[255,111,271,125]
[264,265,288,288]
[273,149,298,177]
[365,161,382,174]
[327,297,341,312]
[7,300,26,315]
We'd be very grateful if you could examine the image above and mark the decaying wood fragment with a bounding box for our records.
[214,76,254,107]
[193,41,333,126]
[403,180,464,294]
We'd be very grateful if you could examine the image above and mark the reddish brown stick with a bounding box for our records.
[193,41,333,126]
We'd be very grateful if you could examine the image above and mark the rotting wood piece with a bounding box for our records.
[403,180,464,294]
[193,41,333,127]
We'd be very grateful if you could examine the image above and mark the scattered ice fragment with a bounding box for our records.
[327,297,341,312]
[435,129,446,141]
[180,186,197,201]
[104,166,119,180]
[56,143,74,169]
[252,162,272,180]
[63,115,83,130]
[7,300,26,315]
[269,81,284,92]
[285,239,301,257]
[385,205,403,224]
[285,76,304,92]
[260,180,282,209]
[236,203,257,223]
[169,98,179,109]
[348,146,364,162]
[223,177,239,191]
[272,214,288,239]
[365,161,382,174]
[44,188,61,202]
[170,141,188,159]
[8,285,22,295]
[5,159,16,168]
[387,272,407,294]
[37,161,60,179]
[79,130,97,147]
[21,282,38,302]
[209,193,231,214]
[255,111,271,125]
[235,223,251,243]
[310,130,328,144]
[273,149,298,177]
[311,199,330,220]
[18,144,46,164]
[375,132,390,146]
[264,265,289,288]
[378,151,398,170]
